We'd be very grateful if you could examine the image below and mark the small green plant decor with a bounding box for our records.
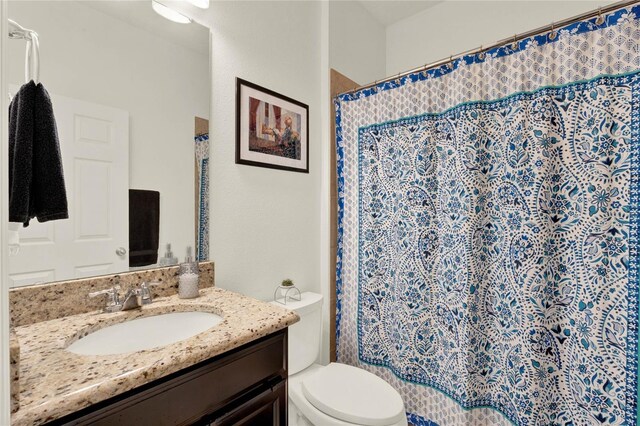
[275,278,301,303]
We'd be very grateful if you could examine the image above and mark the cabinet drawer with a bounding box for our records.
[50,330,287,426]
[207,380,286,426]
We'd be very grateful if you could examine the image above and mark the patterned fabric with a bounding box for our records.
[336,6,640,426]
[195,134,209,261]
[407,413,440,426]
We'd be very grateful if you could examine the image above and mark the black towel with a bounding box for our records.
[8,82,35,225]
[9,81,68,226]
[129,189,160,267]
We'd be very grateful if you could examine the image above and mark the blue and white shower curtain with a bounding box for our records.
[195,133,210,261]
[335,6,639,426]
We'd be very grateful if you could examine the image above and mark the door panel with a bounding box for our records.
[8,269,55,288]
[74,159,111,240]
[19,221,55,244]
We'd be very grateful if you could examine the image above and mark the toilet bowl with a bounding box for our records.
[270,292,407,426]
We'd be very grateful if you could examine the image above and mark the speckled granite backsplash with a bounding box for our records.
[9,261,214,327]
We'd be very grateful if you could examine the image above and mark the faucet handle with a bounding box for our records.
[139,281,161,304]
[89,286,121,312]
[88,285,120,298]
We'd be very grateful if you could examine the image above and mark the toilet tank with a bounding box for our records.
[270,292,323,375]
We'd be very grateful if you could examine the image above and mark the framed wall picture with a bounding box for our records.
[236,78,309,173]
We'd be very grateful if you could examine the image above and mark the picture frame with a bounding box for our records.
[236,78,309,173]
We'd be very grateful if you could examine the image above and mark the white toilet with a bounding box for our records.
[271,292,408,426]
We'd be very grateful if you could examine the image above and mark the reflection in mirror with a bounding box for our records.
[6,1,210,287]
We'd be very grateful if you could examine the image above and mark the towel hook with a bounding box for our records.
[8,19,40,84]
[8,19,34,40]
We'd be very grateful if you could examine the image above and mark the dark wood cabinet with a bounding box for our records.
[48,329,288,426]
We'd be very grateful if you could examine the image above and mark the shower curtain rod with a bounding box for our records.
[337,0,640,97]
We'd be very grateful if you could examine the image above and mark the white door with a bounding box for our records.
[8,91,129,287]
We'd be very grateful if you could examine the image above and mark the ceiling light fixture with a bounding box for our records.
[151,0,192,24]
[186,0,209,9]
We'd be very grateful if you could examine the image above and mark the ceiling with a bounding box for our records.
[81,1,209,56]
[357,1,443,27]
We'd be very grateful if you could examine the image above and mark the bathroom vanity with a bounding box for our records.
[50,330,288,425]
[9,278,299,426]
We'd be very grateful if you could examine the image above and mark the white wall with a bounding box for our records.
[0,4,10,425]
[386,1,615,75]
[329,0,387,85]
[7,1,209,277]
[193,2,322,306]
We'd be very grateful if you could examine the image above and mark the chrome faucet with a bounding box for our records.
[89,282,162,313]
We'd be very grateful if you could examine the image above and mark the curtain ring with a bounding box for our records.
[448,55,454,70]
[511,34,518,50]
[477,46,485,61]
[596,7,604,25]
[549,22,557,40]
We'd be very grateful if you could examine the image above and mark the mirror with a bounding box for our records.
[6,1,210,287]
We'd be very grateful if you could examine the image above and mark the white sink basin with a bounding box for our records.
[66,311,223,356]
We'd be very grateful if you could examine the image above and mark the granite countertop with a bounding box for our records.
[10,287,299,426]
[9,328,20,414]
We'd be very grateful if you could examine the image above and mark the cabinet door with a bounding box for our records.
[209,380,286,426]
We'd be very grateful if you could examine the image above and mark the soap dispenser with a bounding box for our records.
[158,243,178,267]
[178,246,199,299]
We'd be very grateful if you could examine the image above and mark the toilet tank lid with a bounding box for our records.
[269,292,323,315]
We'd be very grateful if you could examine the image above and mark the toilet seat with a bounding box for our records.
[301,363,405,426]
